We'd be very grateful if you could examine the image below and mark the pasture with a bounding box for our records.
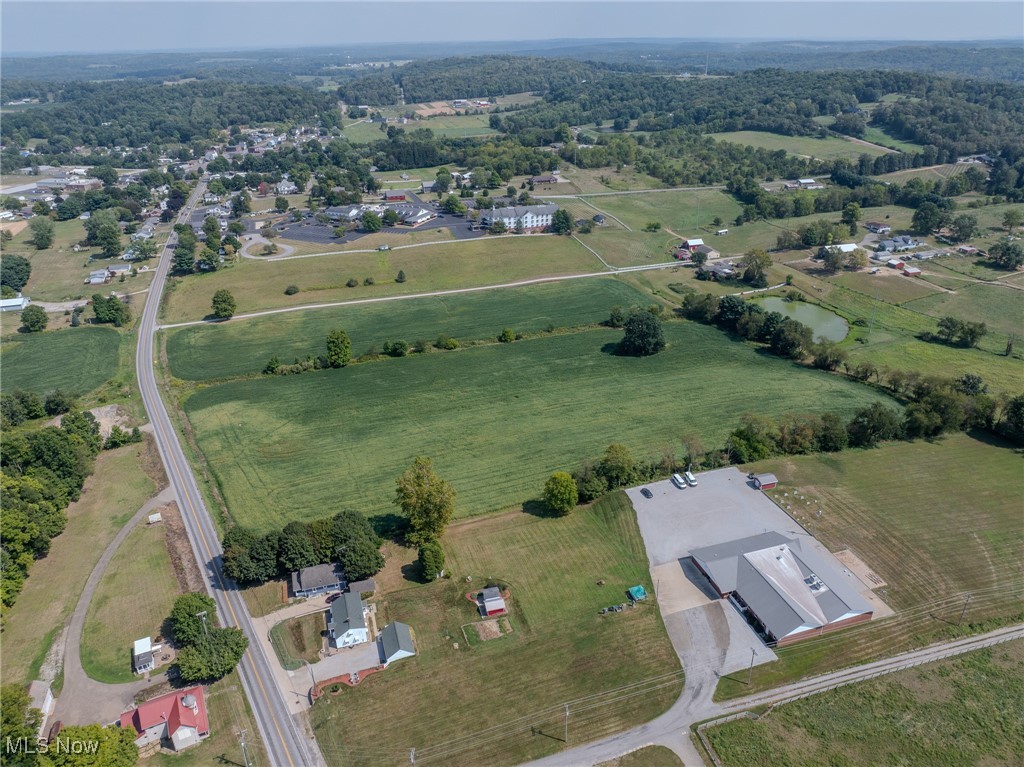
[310,492,683,767]
[711,642,1024,767]
[556,166,669,194]
[716,433,1024,700]
[160,234,602,323]
[0,326,121,395]
[833,270,943,305]
[165,278,649,380]
[574,189,742,235]
[0,442,159,685]
[859,125,925,153]
[904,281,1024,338]
[709,131,890,160]
[182,320,892,532]
[872,163,967,183]
[80,520,180,683]
[269,613,324,670]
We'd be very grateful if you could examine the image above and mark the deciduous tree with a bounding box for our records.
[618,307,665,356]
[543,471,578,515]
[394,457,456,546]
[19,304,47,332]
[211,289,236,319]
[325,329,351,367]
[28,216,54,249]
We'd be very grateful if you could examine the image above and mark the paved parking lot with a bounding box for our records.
[274,213,488,247]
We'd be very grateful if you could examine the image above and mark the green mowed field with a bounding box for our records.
[716,432,1024,699]
[872,163,966,183]
[81,520,181,683]
[581,189,742,234]
[1,326,121,395]
[161,235,602,323]
[183,321,891,531]
[833,270,944,305]
[311,492,683,767]
[860,125,925,153]
[579,229,679,266]
[166,278,649,380]
[904,281,1024,338]
[557,166,669,194]
[710,130,890,160]
[711,642,1024,767]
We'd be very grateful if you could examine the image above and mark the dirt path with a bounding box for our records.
[53,485,177,726]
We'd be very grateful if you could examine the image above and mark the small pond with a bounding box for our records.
[755,297,849,342]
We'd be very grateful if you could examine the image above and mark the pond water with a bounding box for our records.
[756,297,849,342]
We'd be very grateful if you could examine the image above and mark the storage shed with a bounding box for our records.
[752,473,778,490]
[481,586,507,616]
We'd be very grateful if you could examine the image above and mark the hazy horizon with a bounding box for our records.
[3,1,1021,56]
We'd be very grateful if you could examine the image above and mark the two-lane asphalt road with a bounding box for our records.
[135,183,322,767]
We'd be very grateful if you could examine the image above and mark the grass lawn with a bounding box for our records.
[273,225,454,256]
[147,671,268,767]
[269,612,325,670]
[577,229,678,267]
[556,166,670,194]
[860,125,925,153]
[598,746,684,767]
[710,641,1024,767]
[715,432,1024,700]
[182,320,891,532]
[904,281,1024,338]
[0,326,121,395]
[249,193,307,212]
[710,131,890,160]
[6,218,155,301]
[80,521,180,683]
[310,492,683,767]
[833,271,944,305]
[165,278,649,380]
[573,189,742,235]
[161,234,602,323]
[240,579,288,617]
[0,441,160,685]
[413,112,498,138]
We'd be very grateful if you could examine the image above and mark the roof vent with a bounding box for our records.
[181,694,196,710]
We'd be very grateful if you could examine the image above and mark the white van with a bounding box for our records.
[684,471,698,487]
[672,473,687,488]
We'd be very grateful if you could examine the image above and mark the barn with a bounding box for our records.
[383,191,406,202]
[752,473,778,490]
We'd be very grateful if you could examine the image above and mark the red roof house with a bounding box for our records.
[120,686,210,752]
[383,191,406,202]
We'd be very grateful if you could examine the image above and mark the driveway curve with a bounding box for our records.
[53,485,176,726]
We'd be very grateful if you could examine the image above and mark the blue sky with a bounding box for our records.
[2,1,1021,55]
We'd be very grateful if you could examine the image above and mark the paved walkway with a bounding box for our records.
[53,486,176,725]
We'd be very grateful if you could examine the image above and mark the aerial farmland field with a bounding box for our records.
[182,319,892,532]
[709,130,891,160]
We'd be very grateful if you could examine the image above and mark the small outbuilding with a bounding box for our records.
[752,473,778,490]
[379,622,416,665]
[133,637,156,674]
[481,586,507,616]
[903,266,922,277]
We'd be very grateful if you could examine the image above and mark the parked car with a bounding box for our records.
[378,244,391,251]
[640,488,653,499]
[671,473,687,488]
[684,471,698,486]
[326,593,342,604]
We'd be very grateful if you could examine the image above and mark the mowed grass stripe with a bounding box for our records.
[184,322,892,532]
[1,326,121,395]
[165,279,650,381]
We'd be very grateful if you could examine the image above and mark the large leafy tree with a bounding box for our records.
[325,329,351,367]
[618,308,665,356]
[175,627,248,684]
[550,208,574,234]
[331,510,384,581]
[418,542,445,580]
[543,471,578,515]
[1,683,42,767]
[28,216,54,249]
[19,304,47,332]
[211,289,236,319]
[170,592,217,646]
[0,254,31,291]
[394,457,456,546]
[277,520,317,572]
[42,723,138,767]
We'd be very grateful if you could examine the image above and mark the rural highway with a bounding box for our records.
[135,181,323,767]
[521,622,1024,767]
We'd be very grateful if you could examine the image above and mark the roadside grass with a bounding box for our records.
[181,321,891,532]
[598,746,684,767]
[1,326,121,395]
[240,579,288,618]
[269,613,325,670]
[310,492,683,767]
[272,225,453,256]
[903,281,1024,338]
[710,641,1024,767]
[557,166,669,194]
[0,441,159,685]
[709,131,890,160]
[165,278,649,380]
[160,234,601,323]
[714,432,1024,700]
[574,189,742,235]
[80,521,180,684]
[148,671,268,767]
[6,218,155,301]
[833,271,942,304]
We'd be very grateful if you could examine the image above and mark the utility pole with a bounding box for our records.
[238,729,252,767]
[958,593,972,625]
[746,647,756,685]
[196,610,208,640]
[564,703,570,743]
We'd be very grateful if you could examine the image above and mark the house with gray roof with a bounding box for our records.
[480,204,557,232]
[327,590,368,648]
[378,622,416,665]
[690,533,873,646]
[291,562,345,598]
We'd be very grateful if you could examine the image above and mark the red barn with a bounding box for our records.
[481,586,507,616]
[753,473,778,490]
[384,191,406,202]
